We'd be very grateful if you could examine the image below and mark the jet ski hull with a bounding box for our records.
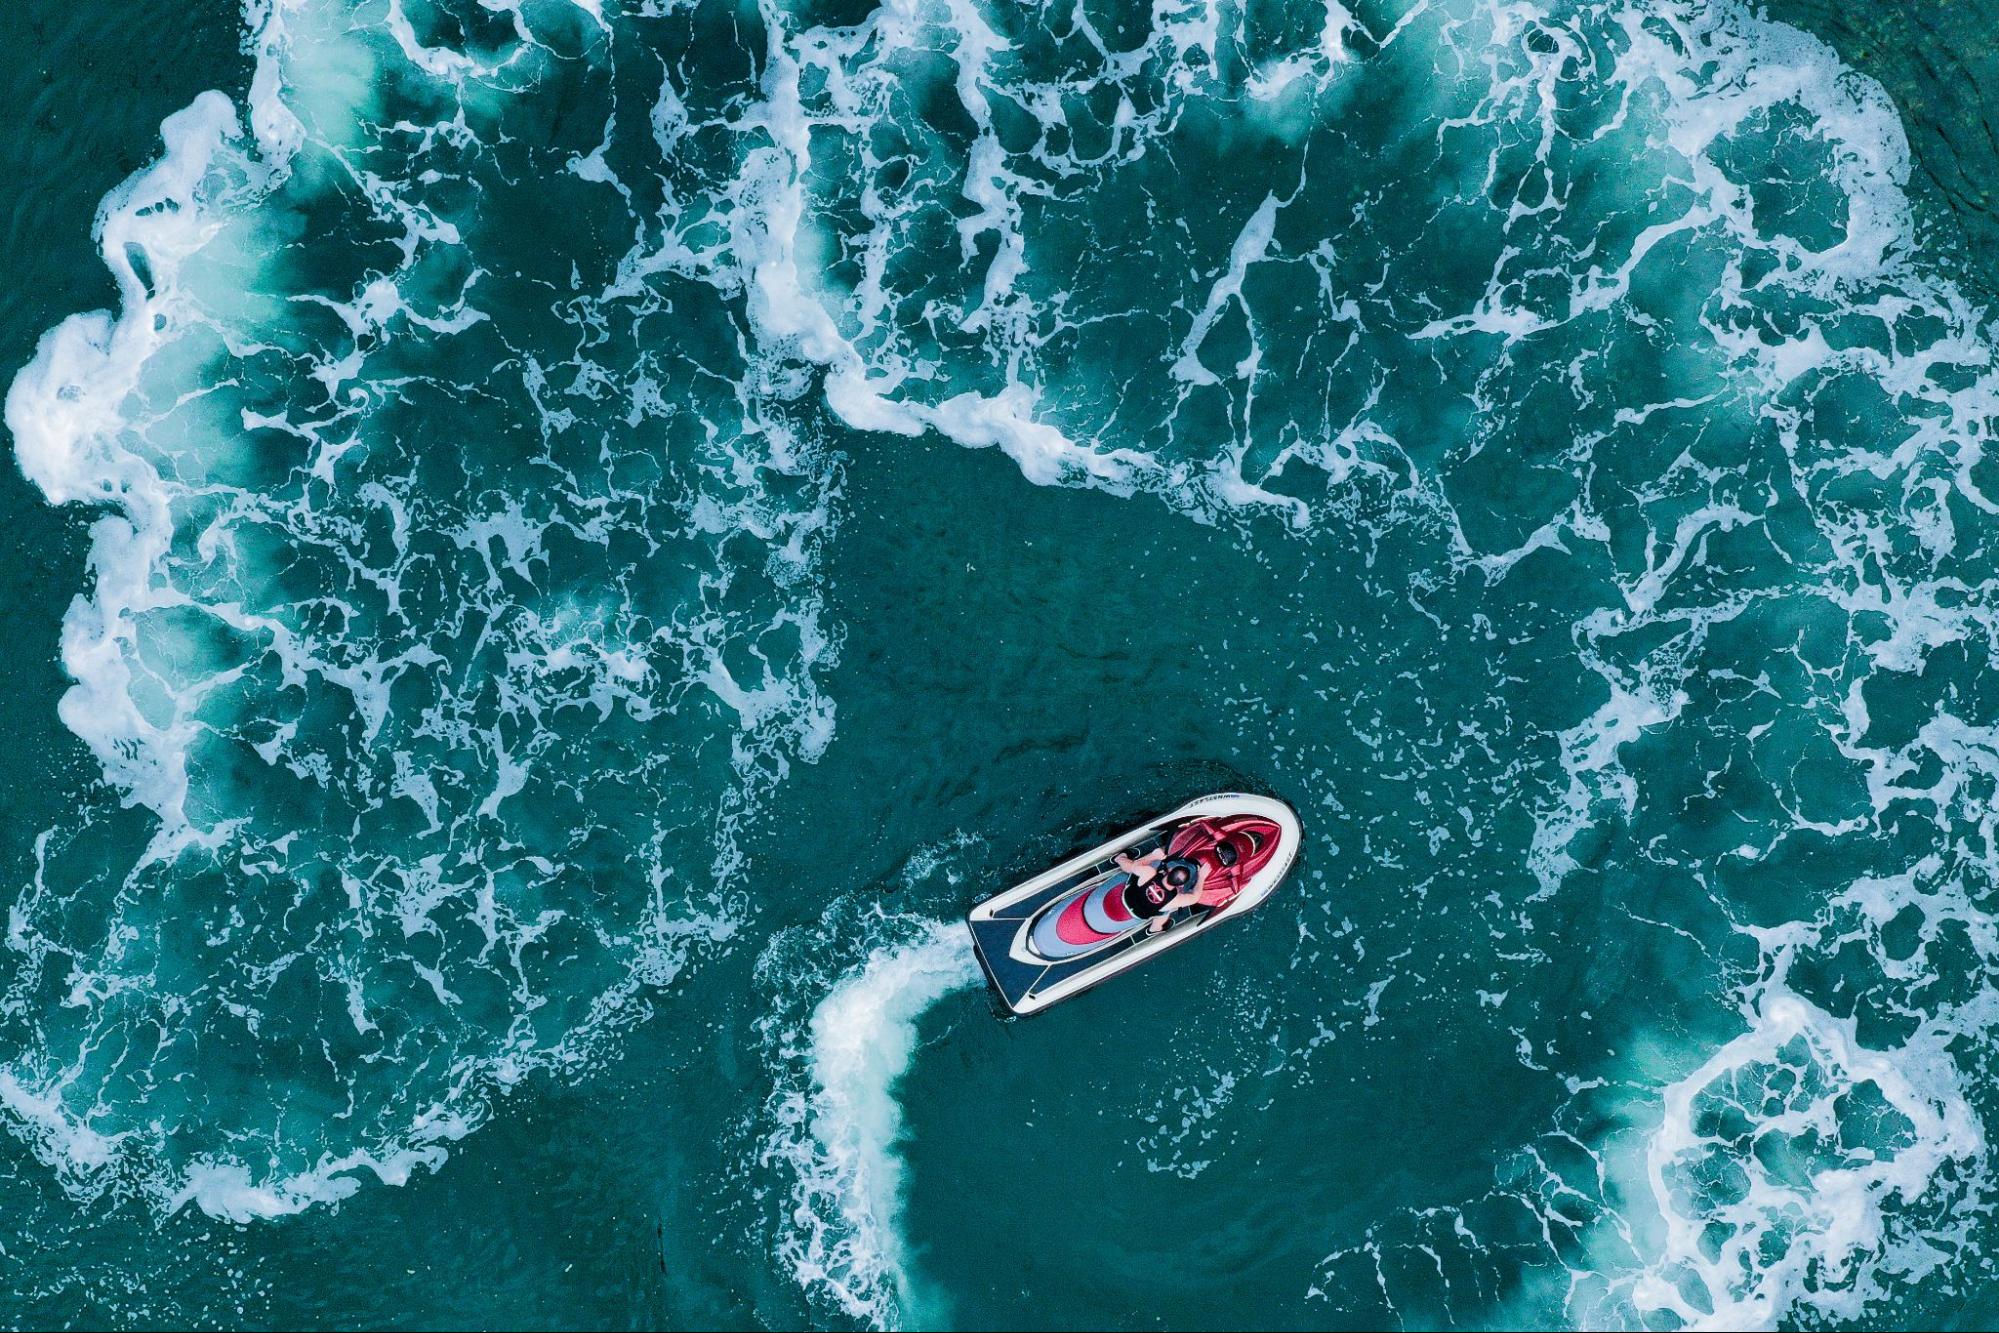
[966,793,1300,1016]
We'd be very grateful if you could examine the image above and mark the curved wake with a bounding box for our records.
[756,907,979,1328]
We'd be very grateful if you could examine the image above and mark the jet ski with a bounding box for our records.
[967,792,1300,1016]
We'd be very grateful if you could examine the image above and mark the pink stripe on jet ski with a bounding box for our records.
[1054,895,1107,945]
[1082,882,1131,935]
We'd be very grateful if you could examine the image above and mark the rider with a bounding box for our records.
[1114,848,1191,925]
[1025,812,1282,962]
[1118,817,1262,932]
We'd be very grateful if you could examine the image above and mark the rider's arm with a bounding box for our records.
[1115,849,1163,879]
[1146,889,1197,929]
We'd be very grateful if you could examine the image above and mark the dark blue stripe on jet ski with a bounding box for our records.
[975,900,1228,1012]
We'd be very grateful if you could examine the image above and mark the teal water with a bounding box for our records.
[7,1,1999,1327]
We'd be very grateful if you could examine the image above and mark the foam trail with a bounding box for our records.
[761,914,980,1328]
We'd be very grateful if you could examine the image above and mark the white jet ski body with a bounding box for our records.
[967,792,1300,1016]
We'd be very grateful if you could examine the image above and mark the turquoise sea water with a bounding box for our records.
[8,1,1999,1327]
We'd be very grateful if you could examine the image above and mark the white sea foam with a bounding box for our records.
[1624,990,1981,1329]
[1207,0,1999,1322]
[1559,909,1994,1332]
[616,0,1999,1322]
[3,0,840,1222]
[5,89,263,860]
[12,7,1999,1327]
[758,912,979,1328]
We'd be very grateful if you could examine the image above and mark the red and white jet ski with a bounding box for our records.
[967,793,1300,1015]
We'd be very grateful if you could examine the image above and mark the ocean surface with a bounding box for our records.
[6,1,1999,1327]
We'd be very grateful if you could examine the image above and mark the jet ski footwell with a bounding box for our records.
[967,793,1301,1016]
